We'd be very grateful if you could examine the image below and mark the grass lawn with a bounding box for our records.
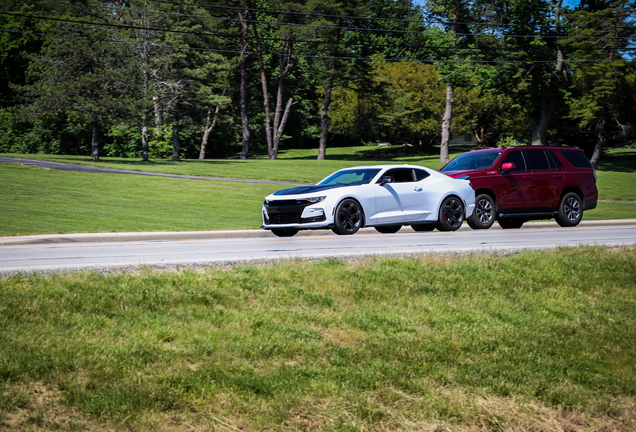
[1,247,635,431]
[1,146,635,236]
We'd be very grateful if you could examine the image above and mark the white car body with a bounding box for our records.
[262,164,475,237]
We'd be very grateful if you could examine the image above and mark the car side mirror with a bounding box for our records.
[501,162,516,173]
[380,176,395,186]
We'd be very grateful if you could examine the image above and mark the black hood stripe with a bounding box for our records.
[272,183,351,196]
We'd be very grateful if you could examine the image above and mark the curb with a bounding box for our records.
[2,219,636,246]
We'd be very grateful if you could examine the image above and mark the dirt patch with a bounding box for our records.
[0,382,108,432]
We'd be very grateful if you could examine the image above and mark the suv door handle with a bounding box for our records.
[553,174,562,179]
[523,175,532,180]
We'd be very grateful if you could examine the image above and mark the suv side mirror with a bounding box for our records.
[501,162,516,173]
[380,176,395,186]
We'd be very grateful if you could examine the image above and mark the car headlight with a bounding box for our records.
[306,196,326,203]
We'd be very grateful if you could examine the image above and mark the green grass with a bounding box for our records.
[1,146,635,237]
[0,164,276,236]
[1,248,635,431]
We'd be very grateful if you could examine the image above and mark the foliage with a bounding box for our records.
[0,0,634,161]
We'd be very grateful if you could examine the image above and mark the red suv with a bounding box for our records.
[440,146,598,229]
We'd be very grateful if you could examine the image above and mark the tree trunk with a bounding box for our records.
[141,123,149,161]
[530,94,558,145]
[238,8,250,160]
[172,114,180,161]
[91,118,100,162]
[199,105,220,159]
[440,83,454,164]
[270,38,294,159]
[531,0,564,146]
[317,76,333,160]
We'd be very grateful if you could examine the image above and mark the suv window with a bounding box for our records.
[501,150,527,171]
[558,150,593,168]
[546,150,563,169]
[524,150,551,170]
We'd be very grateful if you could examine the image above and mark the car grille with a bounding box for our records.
[265,210,326,225]
[268,212,301,224]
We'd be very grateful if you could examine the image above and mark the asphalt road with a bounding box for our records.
[2,221,636,276]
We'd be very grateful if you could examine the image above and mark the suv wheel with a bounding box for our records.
[467,194,495,229]
[555,192,583,227]
[498,218,524,229]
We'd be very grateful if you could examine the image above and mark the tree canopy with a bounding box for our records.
[0,0,634,163]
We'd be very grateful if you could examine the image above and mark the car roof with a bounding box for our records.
[336,164,427,170]
[460,146,583,154]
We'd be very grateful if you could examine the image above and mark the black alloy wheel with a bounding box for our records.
[467,194,495,229]
[375,225,402,234]
[436,196,465,231]
[555,192,583,227]
[332,199,363,235]
[271,228,299,237]
[498,218,524,229]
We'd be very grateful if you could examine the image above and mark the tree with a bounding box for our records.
[22,3,137,161]
[563,0,636,165]
[490,0,568,146]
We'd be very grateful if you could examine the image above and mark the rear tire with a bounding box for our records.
[271,228,299,237]
[467,194,495,229]
[498,218,524,229]
[332,199,363,235]
[555,192,583,227]
[436,196,465,232]
[375,225,401,234]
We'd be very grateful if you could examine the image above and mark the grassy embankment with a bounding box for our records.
[1,146,635,236]
[1,247,635,431]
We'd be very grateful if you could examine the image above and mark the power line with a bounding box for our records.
[2,27,632,64]
[37,0,636,41]
[3,11,633,59]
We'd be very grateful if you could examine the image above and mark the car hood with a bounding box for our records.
[272,183,352,196]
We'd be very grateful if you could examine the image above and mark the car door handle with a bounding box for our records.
[414,187,423,191]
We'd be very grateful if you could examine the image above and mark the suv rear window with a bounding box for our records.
[558,150,593,168]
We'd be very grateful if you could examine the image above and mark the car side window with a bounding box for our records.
[501,150,527,172]
[413,169,430,181]
[524,150,551,171]
[383,168,415,183]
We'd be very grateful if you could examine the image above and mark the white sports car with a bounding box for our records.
[262,164,475,237]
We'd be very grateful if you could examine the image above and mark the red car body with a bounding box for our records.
[440,146,598,229]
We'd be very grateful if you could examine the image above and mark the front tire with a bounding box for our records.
[555,192,583,227]
[271,228,299,237]
[436,196,465,232]
[375,225,401,234]
[332,199,363,235]
[467,194,495,229]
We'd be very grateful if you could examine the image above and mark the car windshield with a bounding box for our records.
[318,168,381,186]
[441,151,501,172]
